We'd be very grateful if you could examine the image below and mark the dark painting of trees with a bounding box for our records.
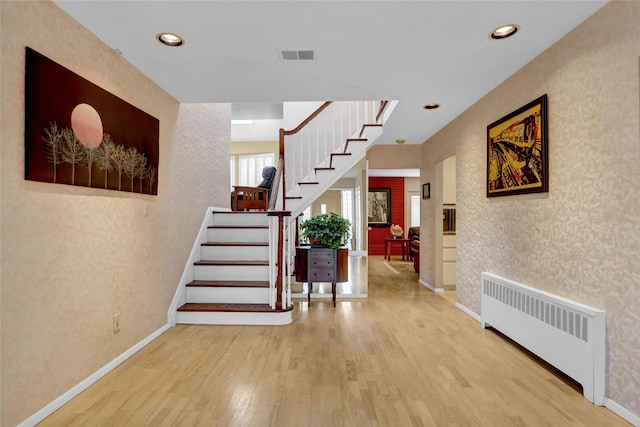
[24,47,159,195]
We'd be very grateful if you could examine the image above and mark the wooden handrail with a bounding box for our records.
[283,101,333,136]
[268,99,388,311]
[277,101,333,211]
[268,155,283,211]
[376,100,390,123]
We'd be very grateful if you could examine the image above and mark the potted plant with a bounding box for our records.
[300,213,351,250]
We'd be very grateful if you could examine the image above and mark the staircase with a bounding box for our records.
[170,100,396,325]
[174,210,293,325]
[283,122,384,218]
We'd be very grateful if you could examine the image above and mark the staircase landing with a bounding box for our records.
[176,302,293,326]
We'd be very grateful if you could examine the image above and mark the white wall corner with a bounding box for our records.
[419,278,443,293]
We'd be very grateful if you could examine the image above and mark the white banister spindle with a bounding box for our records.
[282,100,387,198]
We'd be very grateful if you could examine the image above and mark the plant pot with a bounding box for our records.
[308,237,328,247]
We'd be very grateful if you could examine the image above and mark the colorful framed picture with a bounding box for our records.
[487,94,548,197]
[24,47,160,195]
[368,188,391,227]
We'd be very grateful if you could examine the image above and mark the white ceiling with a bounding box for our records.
[54,0,606,145]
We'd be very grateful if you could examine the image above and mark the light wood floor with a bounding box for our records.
[39,257,629,426]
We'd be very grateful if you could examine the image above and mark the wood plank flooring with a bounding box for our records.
[39,257,629,426]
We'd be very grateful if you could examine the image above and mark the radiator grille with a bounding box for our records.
[483,278,589,342]
[480,272,606,405]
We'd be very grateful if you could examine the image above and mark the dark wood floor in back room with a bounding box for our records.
[39,256,629,426]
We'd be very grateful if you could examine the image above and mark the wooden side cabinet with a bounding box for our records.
[295,247,348,307]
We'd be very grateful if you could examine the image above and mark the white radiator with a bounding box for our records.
[481,272,606,405]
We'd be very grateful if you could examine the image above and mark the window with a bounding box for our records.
[237,153,275,186]
[410,194,420,227]
[229,155,235,192]
[341,189,354,249]
[301,205,311,223]
[354,186,362,250]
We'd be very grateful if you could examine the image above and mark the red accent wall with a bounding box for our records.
[368,177,405,256]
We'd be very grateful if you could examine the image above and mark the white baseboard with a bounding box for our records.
[605,398,640,426]
[291,292,368,299]
[18,324,171,427]
[455,301,482,323]
[418,278,444,293]
[176,311,291,326]
[349,250,368,257]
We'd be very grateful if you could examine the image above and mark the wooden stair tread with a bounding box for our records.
[187,280,269,288]
[177,303,292,313]
[315,167,335,171]
[346,138,367,142]
[213,211,268,214]
[202,242,268,247]
[208,225,268,229]
[194,260,269,266]
[360,123,383,137]
[298,182,319,185]
[285,196,302,199]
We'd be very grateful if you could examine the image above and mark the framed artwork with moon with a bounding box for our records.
[24,47,159,195]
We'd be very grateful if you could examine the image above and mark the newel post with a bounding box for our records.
[268,210,291,309]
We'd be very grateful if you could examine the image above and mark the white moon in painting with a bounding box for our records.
[71,103,103,149]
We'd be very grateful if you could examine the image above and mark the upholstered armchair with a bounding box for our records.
[408,227,420,272]
[231,166,276,211]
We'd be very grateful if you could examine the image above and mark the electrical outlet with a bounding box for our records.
[113,313,120,334]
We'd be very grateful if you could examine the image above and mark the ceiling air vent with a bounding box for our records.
[280,50,315,61]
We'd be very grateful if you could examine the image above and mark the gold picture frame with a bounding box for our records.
[487,94,548,197]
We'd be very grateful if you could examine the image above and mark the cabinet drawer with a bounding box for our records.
[443,248,456,262]
[310,268,335,281]
[310,258,335,268]
[309,249,335,260]
[443,234,456,247]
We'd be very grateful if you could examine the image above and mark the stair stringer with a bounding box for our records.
[285,124,383,219]
[167,206,221,326]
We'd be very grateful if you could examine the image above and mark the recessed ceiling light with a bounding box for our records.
[156,32,184,47]
[489,24,519,40]
[231,120,254,125]
[423,103,440,110]
[395,139,406,144]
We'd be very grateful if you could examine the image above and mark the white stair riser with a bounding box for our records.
[194,265,269,281]
[186,286,269,304]
[176,310,292,326]
[201,245,269,261]
[284,123,384,218]
[207,228,269,242]
[212,213,269,227]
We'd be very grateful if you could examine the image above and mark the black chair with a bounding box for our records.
[231,166,276,211]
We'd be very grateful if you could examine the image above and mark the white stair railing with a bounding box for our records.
[284,101,381,195]
[268,100,391,312]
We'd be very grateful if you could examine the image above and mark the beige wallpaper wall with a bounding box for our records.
[367,144,422,169]
[0,2,230,425]
[421,1,639,416]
